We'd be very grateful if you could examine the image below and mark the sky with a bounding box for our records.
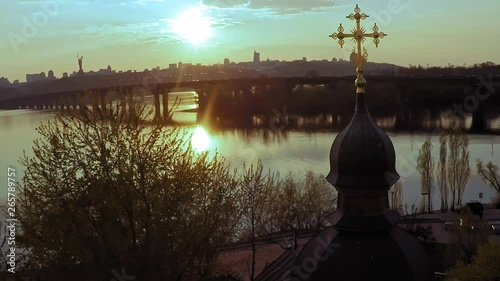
[1,0,499,82]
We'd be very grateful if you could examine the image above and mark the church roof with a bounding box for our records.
[254,225,435,281]
[254,249,298,281]
[291,226,433,281]
[254,4,434,281]
[326,93,399,189]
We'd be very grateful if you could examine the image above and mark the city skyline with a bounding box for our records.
[1,0,499,82]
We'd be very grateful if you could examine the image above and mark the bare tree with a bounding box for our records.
[15,96,241,281]
[390,181,403,214]
[266,171,297,233]
[239,160,275,281]
[417,137,434,213]
[300,171,336,233]
[447,132,471,211]
[476,160,500,194]
[266,171,336,233]
[436,135,449,211]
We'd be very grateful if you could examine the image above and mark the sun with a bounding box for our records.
[191,126,211,152]
[171,7,214,45]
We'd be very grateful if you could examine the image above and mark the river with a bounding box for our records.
[1,92,499,212]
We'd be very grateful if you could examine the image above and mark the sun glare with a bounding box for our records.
[171,7,214,45]
[191,126,211,152]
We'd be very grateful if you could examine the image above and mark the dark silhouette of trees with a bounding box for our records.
[305,69,320,78]
[237,167,336,281]
[399,61,500,77]
[13,95,338,281]
[444,208,491,268]
[16,97,242,281]
[447,237,500,281]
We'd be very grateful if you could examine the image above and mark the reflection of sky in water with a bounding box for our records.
[1,108,499,210]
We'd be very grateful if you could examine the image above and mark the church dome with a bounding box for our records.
[326,92,399,190]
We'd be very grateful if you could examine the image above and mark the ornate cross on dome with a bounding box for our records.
[329,4,387,94]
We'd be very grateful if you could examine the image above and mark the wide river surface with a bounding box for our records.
[1,93,499,212]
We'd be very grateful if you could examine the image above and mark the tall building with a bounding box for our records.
[253,50,261,63]
[48,70,55,79]
[224,58,230,66]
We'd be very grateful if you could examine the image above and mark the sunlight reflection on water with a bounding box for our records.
[1,104,500,210]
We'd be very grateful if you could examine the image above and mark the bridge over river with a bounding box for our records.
[0,76,498,126]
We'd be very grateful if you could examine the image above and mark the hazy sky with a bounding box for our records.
[1,0,499,82]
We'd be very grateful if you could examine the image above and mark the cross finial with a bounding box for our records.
[329,4,387,94]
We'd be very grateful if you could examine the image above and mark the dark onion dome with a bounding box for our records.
[326,92,399,190]
[289,66,433,280]
[289,225,434,281]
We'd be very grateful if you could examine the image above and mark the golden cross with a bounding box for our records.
[329,4,387,94]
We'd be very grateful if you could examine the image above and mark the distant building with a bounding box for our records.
[0,77,10,87]
[178,62,192,68]
[26,72,47,83]
[350,50,367,64]
[253,50,261,63]
[224,58,230,66]
[303,57,307,61]
[63,72,68,78]
[350,51,357,63]
[169,63,177,70]
[48,70,55,79]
